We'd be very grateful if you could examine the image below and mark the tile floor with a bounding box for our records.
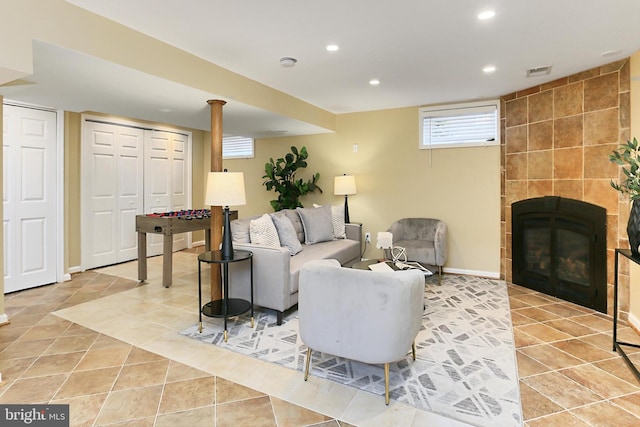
[0,258,355,427]
[1,248,640,426]
[510,284,640,426]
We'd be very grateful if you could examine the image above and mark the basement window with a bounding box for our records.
[419,100,499,149]
[222,136,254,159]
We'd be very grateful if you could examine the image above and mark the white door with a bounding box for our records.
[82,121,144,269]
[144,130,189,256]
[3,105,57,293]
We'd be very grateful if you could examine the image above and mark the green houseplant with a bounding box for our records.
[262,146,322,211]
[610,137,640,256]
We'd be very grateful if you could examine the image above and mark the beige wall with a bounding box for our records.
[225,107,501,275]
[65,112,82,268]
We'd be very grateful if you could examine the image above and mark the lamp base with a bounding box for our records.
[221,207,234,259]
[344,195,350,224]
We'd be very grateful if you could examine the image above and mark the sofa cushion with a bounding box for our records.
[297,205,334,244]
[230,217,252,244]
[271,214,303,255]
[314,203,346,239]
[279,209,305,243]
[288,239,361,294]
[250,214,281,247]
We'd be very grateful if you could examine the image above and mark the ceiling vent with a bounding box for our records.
[526,65,552,78]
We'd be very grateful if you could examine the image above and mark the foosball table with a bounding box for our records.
[136,209,227,287]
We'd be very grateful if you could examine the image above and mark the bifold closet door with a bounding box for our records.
[82,121,144,269]
[3,105,57,293]
[144,130,189,256]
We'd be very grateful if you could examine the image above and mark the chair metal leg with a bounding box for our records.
[304,348,312,381]
[384,363,390,405]
[412,341,416,361]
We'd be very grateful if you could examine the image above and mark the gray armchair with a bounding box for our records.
[387,218,447,281]
[298,259,424,405]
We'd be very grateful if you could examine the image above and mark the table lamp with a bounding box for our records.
[334,174,357,223]
[205,170,246,259]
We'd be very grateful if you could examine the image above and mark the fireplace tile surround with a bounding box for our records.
[501,58,631,320]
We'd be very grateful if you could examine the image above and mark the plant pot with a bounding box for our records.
[628,201,640,257]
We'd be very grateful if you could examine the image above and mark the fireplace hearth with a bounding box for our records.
[512,196,607,313]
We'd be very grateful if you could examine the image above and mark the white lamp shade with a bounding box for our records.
[334,174,357,196]
[205,171,246,207]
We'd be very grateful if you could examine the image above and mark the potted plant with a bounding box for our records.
[263,146,322,211]
[610,137,640,256]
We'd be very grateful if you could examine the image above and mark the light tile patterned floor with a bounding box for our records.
[0,265,353,427]
[510,284,640,426]
[1,248,640,426]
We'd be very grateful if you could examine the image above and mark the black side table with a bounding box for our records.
[613,248,640,382]
[198,250,253,342]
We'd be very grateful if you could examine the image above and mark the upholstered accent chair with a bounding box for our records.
[388,218,447,282]
[298,259,424,405]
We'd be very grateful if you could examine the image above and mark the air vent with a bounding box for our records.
[526,65,552,77]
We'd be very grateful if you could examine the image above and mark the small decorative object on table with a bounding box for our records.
[394,261,433,276]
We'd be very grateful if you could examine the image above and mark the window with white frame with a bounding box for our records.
[222,136,254,159]
[419,100,499,150]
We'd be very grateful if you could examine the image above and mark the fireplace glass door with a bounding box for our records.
[512,197,606,313]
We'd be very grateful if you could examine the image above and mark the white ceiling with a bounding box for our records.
[3,0,640,137]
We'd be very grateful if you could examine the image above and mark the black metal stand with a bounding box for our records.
[198,249,253,342]
[613,248,640,383]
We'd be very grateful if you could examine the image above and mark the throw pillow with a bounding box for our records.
[249,214,281,247]
[230,217,252,244]
[281,209,305,243]
[297,205,334,244]
[313,203,346,239]
[271,214,303,255]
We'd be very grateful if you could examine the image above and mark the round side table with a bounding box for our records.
[197,249,253,342]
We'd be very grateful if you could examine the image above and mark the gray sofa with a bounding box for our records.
[228,207,362,324]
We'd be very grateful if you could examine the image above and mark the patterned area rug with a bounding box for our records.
[180,275,522,426]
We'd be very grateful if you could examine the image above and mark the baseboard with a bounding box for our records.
[628,311,640,335]
[0,313,9,326]
[68,266,82,275]
[443,267,500,279]
[192,240,206,247]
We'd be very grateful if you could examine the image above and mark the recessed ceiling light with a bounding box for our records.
[601,49,623,58]
[326,44,339,52]
[478,10,495,20]
[280,57,297,67]
[483,65,496,73]
[159,108,172,113]
[369,79,380,86]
